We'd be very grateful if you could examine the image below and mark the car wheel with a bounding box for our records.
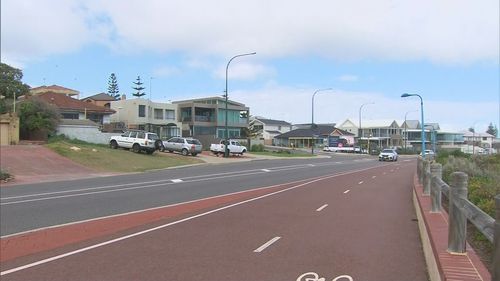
[146,149,154,155]
[159,144,165,152]
[132,144,140,153]
[181,149,189,156]
[110,140,118,149]
[241,149,246,155]
[191,152,198,156]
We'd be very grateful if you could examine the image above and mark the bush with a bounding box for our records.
[439,154,500,217]
[251,144,265,152]
[0,169,11,181]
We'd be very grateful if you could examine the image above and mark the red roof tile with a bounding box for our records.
[36,92,115,114]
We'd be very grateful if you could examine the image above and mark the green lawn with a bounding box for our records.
[46,139,203,173]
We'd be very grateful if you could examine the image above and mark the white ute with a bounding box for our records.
[210,139,247,156]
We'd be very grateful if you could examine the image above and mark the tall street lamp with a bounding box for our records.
[401,93,426,157]
[224,52,256,157]
[359,102,374,152]
[404,109,418,153]
[311,88,333,155]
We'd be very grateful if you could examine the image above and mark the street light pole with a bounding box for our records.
[359,102,374,153]
[402,93,425,157]
[224,52,256,158]
[311,88,333,155]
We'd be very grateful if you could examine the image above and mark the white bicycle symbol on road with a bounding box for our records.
[297,272,353,281]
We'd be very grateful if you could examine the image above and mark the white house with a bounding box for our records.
[250,117,292,145]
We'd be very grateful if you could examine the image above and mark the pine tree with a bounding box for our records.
[132,76,146,98]
[486,122,498,136]
[107,73,120,99]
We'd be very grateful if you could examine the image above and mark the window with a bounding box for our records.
[129,131,137,138]
[138,105,146,117]
[61,113,79,119]
[154,108,163,119]
[137,132,145,139]
[165,110,175,120]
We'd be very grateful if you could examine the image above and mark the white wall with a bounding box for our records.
[57,125,117,144]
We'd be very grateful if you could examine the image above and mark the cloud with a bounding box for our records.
[2,0,498,66]
[214,62,275,80]
[152,65,180,78]
[337,75,359,82]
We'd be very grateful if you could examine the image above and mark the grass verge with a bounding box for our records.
[46,137,203,173]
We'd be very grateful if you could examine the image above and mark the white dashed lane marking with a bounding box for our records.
[254,237,281,253]
[171,179,183,183]
[343,189,350,194]
[316,204,328,212]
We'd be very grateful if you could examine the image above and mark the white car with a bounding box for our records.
[419,150,435,157]
[378,149,398,161]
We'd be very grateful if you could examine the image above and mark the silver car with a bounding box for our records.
[160,137,203,156]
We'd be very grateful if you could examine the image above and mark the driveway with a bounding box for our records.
[0,145,113,186]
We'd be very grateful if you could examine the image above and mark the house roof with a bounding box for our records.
[36,92,115,114]
[462,131,495,138]
[276,125,352,138]
[172,96,246,107]
[254,118,291,126]
[265,130,283,135]
[30,85,79,96]
[360,119,399,128]
[401,120,420,129]
[83,93,117,101]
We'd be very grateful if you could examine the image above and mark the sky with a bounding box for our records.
[2,0,499,134]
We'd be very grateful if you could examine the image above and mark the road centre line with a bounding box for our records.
[1,161,351,205]
[358,181,364,184]
[343,189,350,194]
[316,204,328,212]
[1,163,334,202]
[253,236,281,253]
[0,165,388,276]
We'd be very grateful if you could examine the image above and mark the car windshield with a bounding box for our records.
[382,149,394,153]
[187,139,201,145]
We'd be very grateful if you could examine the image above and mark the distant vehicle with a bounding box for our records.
[210,139,247,156]
[160,137,203,156]
[419,150,435,157]
[109,130,158,154]
[378,149,398,161]
[323,146,362,153]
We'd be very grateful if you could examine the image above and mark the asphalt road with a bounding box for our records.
[2,154,382,236]
[0,155,427,280]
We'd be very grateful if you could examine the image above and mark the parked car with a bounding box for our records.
[419,150,435,157]
[378,148,398,161]
[109,130,159,154]
[160,137,203,156]
[210,139,247,156]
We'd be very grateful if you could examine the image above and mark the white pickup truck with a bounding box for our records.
[210,139,247,156]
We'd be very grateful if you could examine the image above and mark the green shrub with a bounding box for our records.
[0,169,11,181]
[251,144,265,152]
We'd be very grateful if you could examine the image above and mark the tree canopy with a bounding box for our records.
[486,122,498,137]
[132,76,146,97]
[0,63,30,100]
[107,73,120,99]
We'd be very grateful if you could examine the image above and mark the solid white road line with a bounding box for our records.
[261,169,271,172]
[358,181,364,185]
[171,179,183,183]
[253,236,281,253]
[1,165,389,276]
[343,190,350,194]
[316,204,328,212]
